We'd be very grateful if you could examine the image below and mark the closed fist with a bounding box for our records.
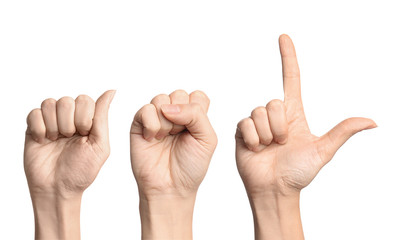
[130,90,217,199]
[24,90,115,198]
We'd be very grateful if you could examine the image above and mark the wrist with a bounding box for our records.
[30,192,82,240]
[248,191,304,240]
[139,193,196,240]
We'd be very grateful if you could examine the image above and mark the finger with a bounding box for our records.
[150,94,173,139]
[74,95,95,136]
[236,118,260,151]
[189,90,210,113]
[266,99,288,144]
[41,98,58,140]
[279,34,301,102]
[318,117,377,164]
[56,97,76,137]
[161,103,217,146]
[131,104,161,141]
[251,107,273,145]
[169,90,189,134]
[90,90,116,146]
[26,109,46,143]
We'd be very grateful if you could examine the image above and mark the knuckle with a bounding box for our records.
[190,90,209,101]
[251,106,267,118]
[41,98,56,109]
[170,89,188,97]
[237,118,251,129]
[266,99,284,111]
[143,103,156,112]
[284,69,300,78]
[57,96,75,108]
[28,108,42,118]
[75,95,94,105]
[27,108,42,123]
[151,94,170,104]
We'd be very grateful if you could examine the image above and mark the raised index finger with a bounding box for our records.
[279,34,301,102]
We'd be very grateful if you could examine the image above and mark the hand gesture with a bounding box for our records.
[131,90,217,198]
[24,90,115,239]
[130,90,217,239]
[236,35,376,198]
[24,90,115,198]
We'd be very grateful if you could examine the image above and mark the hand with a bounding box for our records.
[235,35,376,239]
[130,90,217,240]
[24,90,115,240]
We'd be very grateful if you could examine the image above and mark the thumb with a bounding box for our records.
[90,90,116,145]
[161,103,217,145]
[318,117,377,163]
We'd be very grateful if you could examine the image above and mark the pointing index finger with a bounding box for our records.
[279,34,301,102]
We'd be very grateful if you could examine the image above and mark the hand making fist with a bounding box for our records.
[130,90,217,239]
[130,90,217,199]
[24,90,116,199]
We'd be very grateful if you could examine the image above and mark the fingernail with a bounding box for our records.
[161,104,181,114]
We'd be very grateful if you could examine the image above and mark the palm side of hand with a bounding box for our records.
[131,131,212,195]
[130,90,217,197]
[236,35,376,196]
[236,108,322,195]
[25,136,104,195]
[24,90,115,197]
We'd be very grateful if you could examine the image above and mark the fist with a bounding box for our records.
[130,90,217,199]
[24,90,115,198]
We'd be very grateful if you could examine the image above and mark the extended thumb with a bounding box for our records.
[319,117,377,162]
[90,90,116,142]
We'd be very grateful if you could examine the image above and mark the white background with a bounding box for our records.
[1,1,402,239]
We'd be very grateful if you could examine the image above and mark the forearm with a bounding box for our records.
[139,194,196,240]
[31,192,82,240]
[249,192,304,240]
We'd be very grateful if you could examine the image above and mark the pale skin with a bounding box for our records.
[235,34,377,240]
[130,90,217,240]
[23,36,374,240]
[24,90,115,240]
